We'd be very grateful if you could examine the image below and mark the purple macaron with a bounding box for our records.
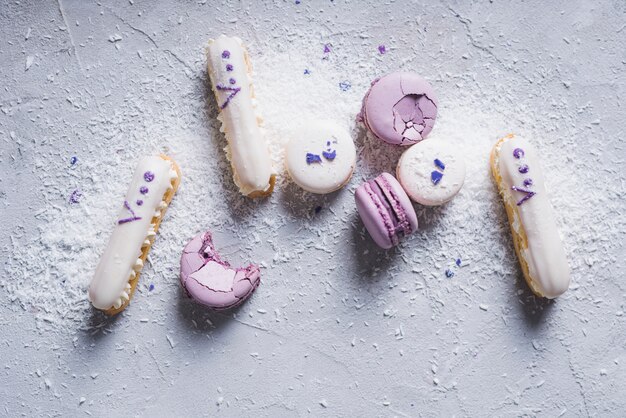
[355,172,418,249]
[358,72,438,145]
[180,231,260,310]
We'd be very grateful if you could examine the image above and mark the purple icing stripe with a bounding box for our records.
[118,200,142,224]
[511,186,536,206]
[216,84,241,109]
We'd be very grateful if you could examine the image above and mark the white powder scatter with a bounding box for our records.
[25,55,34,71]
[2,27,624,338]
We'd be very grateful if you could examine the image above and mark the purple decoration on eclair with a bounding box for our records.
[136,199,143,206]
[511,186,536,206]
[523,178,533,187]
[434,158,445,171]
[140,186,149,194]
[216,84,241,109]
[355,172,418,249]
[180,231,261,310]
[518,164,529,174]
[118,200,142,224]
[513,148,525,159]
[144,171,155,182]
[226,64,233,71]
[221,50,230,59]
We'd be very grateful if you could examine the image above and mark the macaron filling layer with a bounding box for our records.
[363,176,413,244]
[364,180,401,245]
[375,175,413,237]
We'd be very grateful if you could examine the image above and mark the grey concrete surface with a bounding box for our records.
[1,0,625,417]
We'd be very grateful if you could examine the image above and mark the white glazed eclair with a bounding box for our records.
[206,35,275,198]
[89,155,181,315]
[490,134,570,298]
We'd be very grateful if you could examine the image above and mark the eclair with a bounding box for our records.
[89,155,181,315]
[490,134,570,298]
[206,35,275,198]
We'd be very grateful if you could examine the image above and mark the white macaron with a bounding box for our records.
[285,121,356,194]
[396,138,466,206]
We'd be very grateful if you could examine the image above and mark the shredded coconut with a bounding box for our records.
[2,29,624,338]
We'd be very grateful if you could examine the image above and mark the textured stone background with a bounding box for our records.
[1,0,625,416]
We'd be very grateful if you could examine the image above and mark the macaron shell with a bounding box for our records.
[363,72,438,146]
[180,231,261,310]
[285,121,356,194]
[397,139,466,206]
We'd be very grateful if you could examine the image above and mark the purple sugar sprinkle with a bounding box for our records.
[431,170,443,185]
[295,0,301,3]
[70,156,78,165]
[511,186,536,206]
[434,158,445,171]
[326,140,331,146]
[323,44,331,54]
[221,50,230,59]
[226,64,233,71]
[513,148,525,159]
[140,186,149,194]
[69,189,82,204]
[339,81,351,91]
[445,269,455,278]
[378,44,386,54]
[306,153,322,164]
[136,199,143,206]
[314,206,322,214]
[518,164,529,174]
[144,171,155,182]
[304,69,311,75]
[149,284,155,291]
[118,200,142,224]
[229,78,236,84]
[523,178,533,187]
[456,258,462,267]
[322,150,336,161]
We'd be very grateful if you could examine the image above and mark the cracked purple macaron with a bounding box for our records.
[180,231,260,310]
[355,172,418,249]
[358,72,438,145]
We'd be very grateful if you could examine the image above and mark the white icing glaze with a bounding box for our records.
[396,138,466,206]
[285,121,356,194]
[206,35,273,196]
[496,135,570,298]
[88,156,178,310]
